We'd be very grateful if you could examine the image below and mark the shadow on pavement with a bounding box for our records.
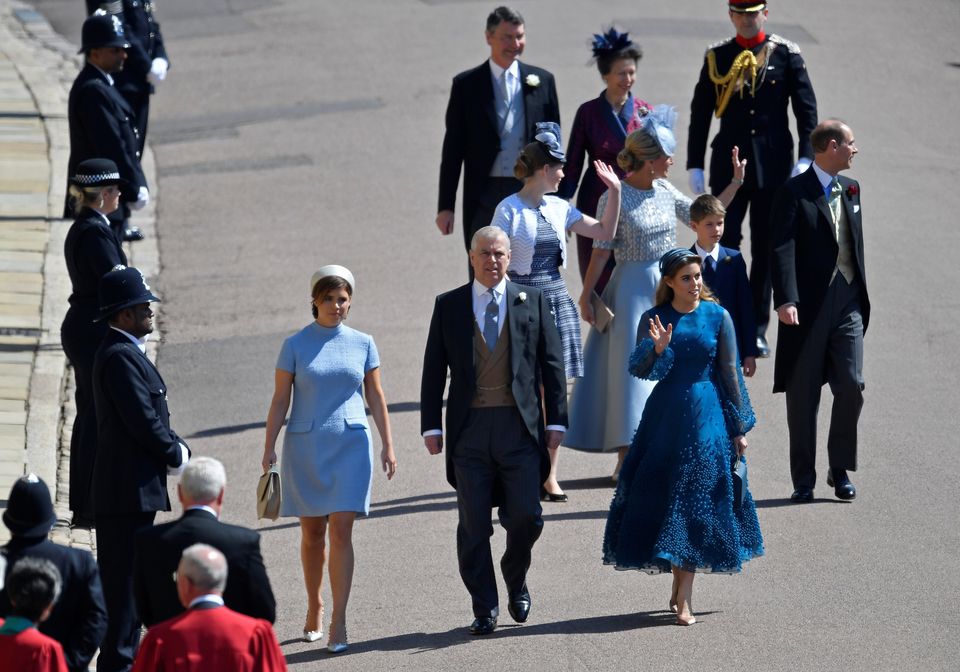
[753,497,851,508]
[556,476,616,491]
[282,609,719,662]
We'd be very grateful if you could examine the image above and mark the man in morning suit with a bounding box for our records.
[132,545,287,672]
[421,226,568,636]
[133,457,276,627]
[687,0,818,357]
[92,265,189,671]
[771,119,869,503]
[86,1,169,155]
[1,474,107,672]
[436,6,560,255]
[66,13,149,243]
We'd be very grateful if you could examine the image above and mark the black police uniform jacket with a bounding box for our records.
[687,34,818,192]
[1,537,107,672]
[86,0,169,99]
[92,328,186,515]
[64,64,147,218]
[64,208,127,321]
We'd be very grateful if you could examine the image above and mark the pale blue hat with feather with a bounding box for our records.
[641,104,678,157]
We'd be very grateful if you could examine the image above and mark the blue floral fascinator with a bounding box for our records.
[534,121,565,162]
[642,104,678,157]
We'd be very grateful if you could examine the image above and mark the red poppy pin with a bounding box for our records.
[846,184,859,199]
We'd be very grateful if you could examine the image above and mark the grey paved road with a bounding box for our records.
[30,0,960,669]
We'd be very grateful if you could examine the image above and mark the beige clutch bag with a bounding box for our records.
[590,291,614,334]
[256,466,282,520]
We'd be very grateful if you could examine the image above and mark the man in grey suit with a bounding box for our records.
[771,119,870,502]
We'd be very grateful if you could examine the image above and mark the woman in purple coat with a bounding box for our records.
[558,28,651,292]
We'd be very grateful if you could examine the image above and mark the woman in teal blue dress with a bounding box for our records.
[263,265,396,652]
[603,249,763,626]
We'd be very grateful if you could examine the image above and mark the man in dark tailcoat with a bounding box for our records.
[66,13,149,242]
[133,457,276,627]
[91,265,189,671]
[687,0,818,356]
[436,6,560,257]
[420,226,568,636]
[0,475,107,672]
[771,119,869,503]
[86,1,169,154]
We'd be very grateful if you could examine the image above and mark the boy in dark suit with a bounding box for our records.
[689,194,759,376]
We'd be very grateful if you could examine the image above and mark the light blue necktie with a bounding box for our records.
[483,289,499,352]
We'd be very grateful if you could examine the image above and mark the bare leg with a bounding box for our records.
[541,386,566,497]
[542,445,565,496]
[300,516,328,633]
[673,567,696,625]
[669,567,680,613]
[612,446,627,483]
[326,511,357,645]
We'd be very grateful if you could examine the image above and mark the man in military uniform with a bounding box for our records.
[687,1,818,356]
[91,266,189,670]
[87,1,169,155]
[66,12,150,243]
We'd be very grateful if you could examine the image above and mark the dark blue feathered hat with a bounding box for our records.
[659,248,701,276]
[591,27,634,59]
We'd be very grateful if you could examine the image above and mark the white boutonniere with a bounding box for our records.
[518,291,528,302]
[525,74,540,88]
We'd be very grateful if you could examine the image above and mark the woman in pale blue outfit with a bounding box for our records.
[263,265,396,653]
[565,106,745,481]
[491,121,621,501]
[603,249,763,626]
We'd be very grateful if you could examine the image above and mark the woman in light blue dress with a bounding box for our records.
[263,265,396,653]
[565,106,745,481]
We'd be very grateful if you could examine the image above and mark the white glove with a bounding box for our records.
[147,57,168,86]
[132,186,150,211]
[688,168,705,195]
[167,443,189,476]
[791,157,812,177]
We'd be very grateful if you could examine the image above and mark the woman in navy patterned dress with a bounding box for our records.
[491,122,621,500]
[603,249,763,626]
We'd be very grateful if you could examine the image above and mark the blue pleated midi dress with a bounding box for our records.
[276,322,379,517]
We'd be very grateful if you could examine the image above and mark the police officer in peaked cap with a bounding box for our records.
[66,12,150,244]
[91,265,189,671]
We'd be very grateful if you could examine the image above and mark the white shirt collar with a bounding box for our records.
[186,504,219,518]
[694,243,720,262]
[489,58,519,82]
[188,594,225,609]
[473,277,508,299]
[91,209,111,225]
[811,161,836,191]
[110,326,149,354]
[91,64,114,86]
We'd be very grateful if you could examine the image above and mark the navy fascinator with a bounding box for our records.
[659,248,701,276]
[534,121,565,162]
[591,27,633,58]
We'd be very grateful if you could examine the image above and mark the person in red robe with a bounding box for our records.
[0,557,69,672]
[132,543,286,672]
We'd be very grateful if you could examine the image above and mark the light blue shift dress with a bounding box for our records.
[276,322,379,517]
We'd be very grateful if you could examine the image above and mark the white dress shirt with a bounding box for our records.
[694,242,721,264]
[188,594,225,609]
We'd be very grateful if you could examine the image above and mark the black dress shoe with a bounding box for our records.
[540,489,568,503]
[790,487,814,502]
[122,226,144,242]
[826,469,856,500]
[507,590,531,623]
[468,616,497,636]
[756,336,770,358]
